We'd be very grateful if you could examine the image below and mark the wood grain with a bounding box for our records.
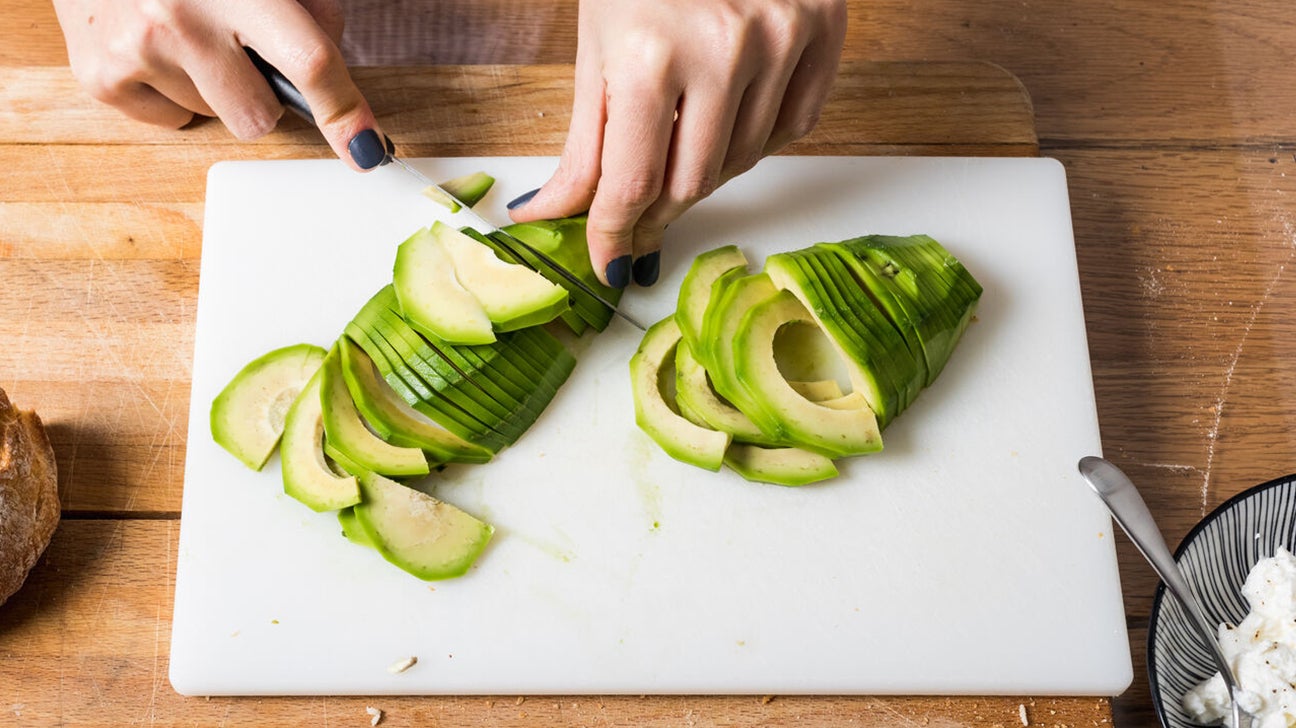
[1,520,1112,728]
[10,1,1296,143]
[0,62,1037,154]
[6,1,1294,725]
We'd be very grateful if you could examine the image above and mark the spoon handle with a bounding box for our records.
[1078,457,1236,681]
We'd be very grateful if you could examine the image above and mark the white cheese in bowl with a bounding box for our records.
[1184,546,1296,728]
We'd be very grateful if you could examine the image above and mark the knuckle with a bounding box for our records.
[676,168,720,204]
[789,108,823,140]
[282,42,339,91]
[761,4,804,53]
[607,173,663,210]
[726,146,764,177]
[614,30,673,80]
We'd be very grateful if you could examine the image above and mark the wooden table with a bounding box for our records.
[4,1,1295,726]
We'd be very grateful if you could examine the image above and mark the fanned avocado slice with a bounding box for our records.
[280,367,361,512]
[676,244,749,350]
[723,443,839,487]
[731,289,883,458]
[337,336,492,465]
[211,343,327,471]
[319,343,431,478]
[354,471,494,581]
[833,235,982,384]
[629,317,731,470]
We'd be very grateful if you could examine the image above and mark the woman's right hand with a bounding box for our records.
[51,0,391,170]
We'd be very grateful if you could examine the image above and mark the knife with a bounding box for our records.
[244,48,646,331]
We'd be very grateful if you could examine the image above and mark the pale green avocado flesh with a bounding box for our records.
[723,443,839,487]
[392,226,496,345]
[336,336,492,465]
[421,171,495,212]
[320,344,430,478]
[675,244,749,350]
[430,221,570,332]
[354,471,494,581]
[279,368,361,512]
[732,289,883,458]
[629,317,731,471]
[211,343,328,471]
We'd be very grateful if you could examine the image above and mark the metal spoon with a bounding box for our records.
[1078,456,1251,728]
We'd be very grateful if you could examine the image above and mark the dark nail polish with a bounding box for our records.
[605,255,632,289]
[507,187,541,210]
[348,129,386,170]
[632,251,660,287]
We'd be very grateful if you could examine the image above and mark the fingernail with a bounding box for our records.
[632,251,660,287]
[507,187,541,210]
[348,129,386,170]
[605,255,632,289]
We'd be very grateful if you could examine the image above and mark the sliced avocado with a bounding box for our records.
[354,471,494,581]
[211,343,328,471]
[832,235,982,384]
[764,252,904,427]
[393,227,496,345]
[675,244,748,350]
[337,336,492,465]
[456,226,590,338]
[324,439,367,478]
[696,272,781,428]
[280,367,362,511]
[494,217,626,331]
[421,171,495,212]
[430,221,569,332]
[343,325,505,452]
[797,250,925,415]
[355,308,517,436]
[788,379,845,401]
[338,506,375,548]
[723,443,839,487]
[674,338,774,445]
[688,266,747,374]
[732,289,883,457]
[320,344,430,478]
[365,308,516,422]
[629,316,731,471]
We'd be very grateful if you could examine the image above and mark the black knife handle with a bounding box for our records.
[244,47,315,125]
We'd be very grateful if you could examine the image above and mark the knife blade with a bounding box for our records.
[245,48,646,331]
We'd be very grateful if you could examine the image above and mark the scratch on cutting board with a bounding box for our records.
[1201,218,1296,511]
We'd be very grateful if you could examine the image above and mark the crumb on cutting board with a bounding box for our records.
[366,706,383,726]
[387,656,417,674]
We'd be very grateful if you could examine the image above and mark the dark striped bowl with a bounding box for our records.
[1148,472,1296,728]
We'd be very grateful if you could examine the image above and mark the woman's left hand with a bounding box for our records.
[507,0,847,288]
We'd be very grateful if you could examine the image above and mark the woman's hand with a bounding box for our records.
[508,0,847,287]
[52,0,391,171]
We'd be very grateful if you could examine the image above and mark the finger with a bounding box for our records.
[240,3,382,171]
[763,18,846,156]
[584,76,679,288]
[133,69,214,118]
[722,62,798,183]
[507,45,607,224]
[632,84,744,285]
[179,42,284,139]
[90,78,195,130]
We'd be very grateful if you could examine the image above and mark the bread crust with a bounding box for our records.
[0,388,59,606]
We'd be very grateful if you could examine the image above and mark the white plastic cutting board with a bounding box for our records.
[171,156,1132,696]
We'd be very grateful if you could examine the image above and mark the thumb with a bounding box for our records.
[508,61,606,222]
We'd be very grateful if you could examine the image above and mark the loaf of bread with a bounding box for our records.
[0,387,59,606]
